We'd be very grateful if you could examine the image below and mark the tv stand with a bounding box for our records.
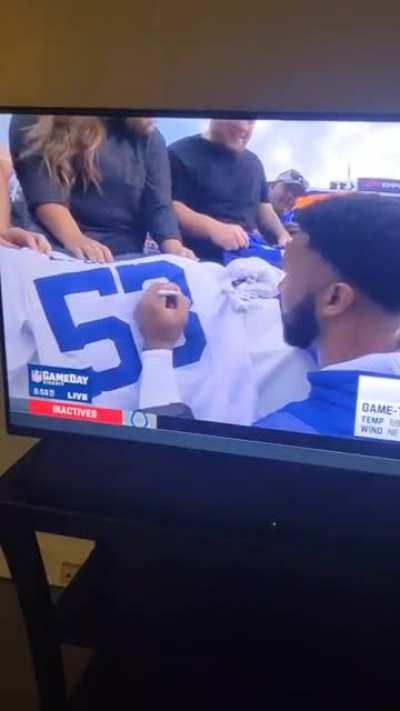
[2,435,400,709]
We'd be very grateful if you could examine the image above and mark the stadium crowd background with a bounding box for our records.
[1,113,400,263]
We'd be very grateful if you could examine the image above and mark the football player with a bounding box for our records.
[134,195,400,439]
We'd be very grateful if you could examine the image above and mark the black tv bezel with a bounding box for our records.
[2,106,400,478]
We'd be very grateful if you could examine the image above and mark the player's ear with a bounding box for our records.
[318,281,355,319]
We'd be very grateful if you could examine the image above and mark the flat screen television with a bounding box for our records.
[1,109,400,477]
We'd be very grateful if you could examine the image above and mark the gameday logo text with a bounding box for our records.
[28,364,92,403]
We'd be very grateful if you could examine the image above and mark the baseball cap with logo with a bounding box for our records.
[274,170,309,195]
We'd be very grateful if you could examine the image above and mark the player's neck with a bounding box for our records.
[318,316,400,369]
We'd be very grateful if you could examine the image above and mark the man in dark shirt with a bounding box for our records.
[169,119,291,261]
[9,115,193,262]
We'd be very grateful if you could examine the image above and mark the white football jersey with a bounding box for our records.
[0,247,313,425]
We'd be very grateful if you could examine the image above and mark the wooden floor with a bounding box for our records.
[0,580,91,711]
[0,581,39,711]
[0,580,38,710]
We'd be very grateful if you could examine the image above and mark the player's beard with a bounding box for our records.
[281,293,320,349]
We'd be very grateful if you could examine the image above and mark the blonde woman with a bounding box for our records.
[10,115,194,263]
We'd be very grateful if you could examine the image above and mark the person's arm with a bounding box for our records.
[173,200,249,251]
[134,281,194,417]
[0,149,12,235]
[139,349,194,418]
[0,145,52,254]
[35,204,112,262]
[169,149,249,251]
[142,130,195,260]
[256,202,292,248]
[9,115,112,263]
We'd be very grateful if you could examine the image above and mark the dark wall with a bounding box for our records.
[1,1,399,113]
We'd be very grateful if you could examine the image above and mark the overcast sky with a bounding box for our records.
[2,114,400,190]
[159,118,400,189]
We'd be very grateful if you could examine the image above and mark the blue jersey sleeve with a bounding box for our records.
[253,410,318,435]
[223,234,283,269]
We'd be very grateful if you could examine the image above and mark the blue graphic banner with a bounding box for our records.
[28,364,92,403]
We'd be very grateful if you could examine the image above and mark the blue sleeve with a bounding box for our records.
[253,410,318,435]
[223,235,283,268]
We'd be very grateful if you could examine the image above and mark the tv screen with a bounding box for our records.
[1,110,400,475]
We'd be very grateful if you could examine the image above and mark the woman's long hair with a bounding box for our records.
[21,116,106,191]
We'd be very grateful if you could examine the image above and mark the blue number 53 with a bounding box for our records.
[35,261,206,398]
